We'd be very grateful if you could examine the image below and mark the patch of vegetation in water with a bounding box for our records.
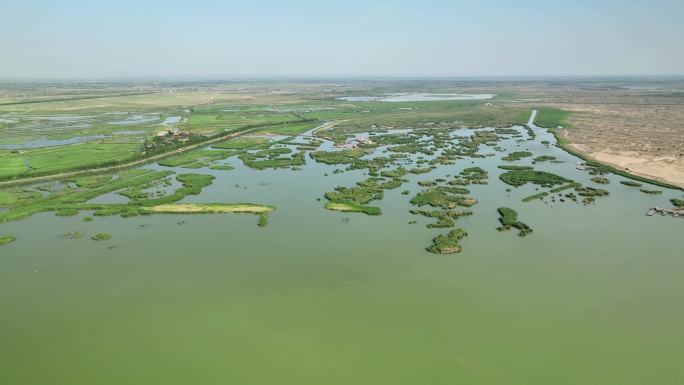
[496,207,533,236]
[533,155,556,162]
[499,170,570,188]
[380,168,408,178]
[410,209,472,228]
[0,236,16,246]
[549,182,582,193]
[323,178,392,215]
[91,233,112,241]
[239,148,305,170]
[459,167,488,184]
[408,167,434,174]
[410,186,476,209]
[388,143,434,155]
[55,208,79,216]
[418,180,437,187]
[426,228,468,254]
[257,213,269,227]
[620,180,643,187]
[310,149,367,165]
[381,179,402,189]
[591,177,610,184]
[209,164,234,171]
[60,231,85,239]
[575,186,610,204]
[498,165,534,171]
[348,156,398,176]
[159,149,237,169]
[522,192,549,202]
[502,151,533,161]
[495,128,519,135]
[174,174,214,196]
[324,202,381,216]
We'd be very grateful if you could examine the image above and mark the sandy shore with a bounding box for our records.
[563,135,684,189]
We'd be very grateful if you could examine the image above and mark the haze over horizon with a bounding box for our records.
[2,0,683,80]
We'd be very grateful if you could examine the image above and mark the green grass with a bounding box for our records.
[55,208,79,216]
[209,164,235,171]
[0,236,16,246]
[497,207,518,226]
[549,182,582,193]
[0,189,43,206]
[185,108,304,135]
[212,137,269,150]
[522,192,549,202]
[256,122,319,136]
[0,140,140,181]
[534,107,572,128]
[159,149,237,168]
[328,102,529,132]
[71,175,114,188]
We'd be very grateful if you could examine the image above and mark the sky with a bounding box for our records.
[1,0,683,79]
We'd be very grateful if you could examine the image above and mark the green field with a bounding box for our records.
[534,107,572,128]
[0,139,141,180]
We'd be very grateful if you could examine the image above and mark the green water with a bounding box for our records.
[1,125,683,385]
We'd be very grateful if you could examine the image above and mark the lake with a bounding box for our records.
[0,120,682,385]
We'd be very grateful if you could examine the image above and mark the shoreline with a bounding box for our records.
[552,128,684,191]
[0,120,316,188]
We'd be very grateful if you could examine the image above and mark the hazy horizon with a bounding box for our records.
[2,0,683,80]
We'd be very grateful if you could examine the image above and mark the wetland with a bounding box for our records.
[1,81,683,385]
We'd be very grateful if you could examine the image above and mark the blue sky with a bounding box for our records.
[1,0,683,79]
